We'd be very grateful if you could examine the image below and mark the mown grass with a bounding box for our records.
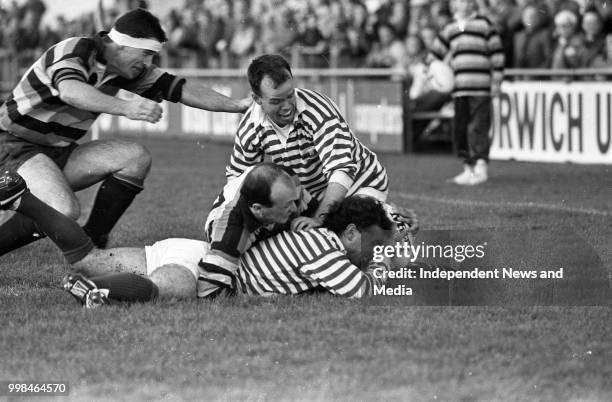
[1,138,610,401]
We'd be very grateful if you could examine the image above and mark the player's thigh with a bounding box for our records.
[63,139,152,191]
[149,264,197,299]
[17,153,80,219]
[75,247,148,276]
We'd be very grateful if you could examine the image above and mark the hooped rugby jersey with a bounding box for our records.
[430,13,505,97]
[236,227,389,298]
[0,32,185,146]
[226,88,388,201]
[198,166,313,295]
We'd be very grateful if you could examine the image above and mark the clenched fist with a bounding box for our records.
[125,98,163,123]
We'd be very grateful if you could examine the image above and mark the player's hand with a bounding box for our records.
[290,216,321,231]
[402,208,419,235]
[236,96,253,112]
[125,98,163,123]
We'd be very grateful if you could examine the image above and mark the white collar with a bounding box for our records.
[322,228,346,253]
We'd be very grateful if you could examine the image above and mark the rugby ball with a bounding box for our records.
[427,60,454,93]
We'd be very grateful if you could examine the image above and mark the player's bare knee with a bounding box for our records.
[122,143,152,177]
[149,264,197,299]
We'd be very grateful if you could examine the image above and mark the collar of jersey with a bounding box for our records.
[320,228,347,253]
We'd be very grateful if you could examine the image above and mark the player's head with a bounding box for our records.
[247,54,296,127]
[323,196,394,267]
[241,163,299,225]
[105,9,168,79]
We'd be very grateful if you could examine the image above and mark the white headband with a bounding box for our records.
[107,28,163,52]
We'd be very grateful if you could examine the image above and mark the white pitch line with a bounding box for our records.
[390,191,612,217]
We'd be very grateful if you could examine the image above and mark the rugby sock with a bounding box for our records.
[90,273,159,303]
[0,213,42,256]
[12,192,93,263]
[83,174,144,248]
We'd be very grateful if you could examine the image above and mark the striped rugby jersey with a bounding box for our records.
[0,32,184,147]
[199,166,313,295]
[236,228,388,298]
[431,14,505,97]
[226,88,388,201]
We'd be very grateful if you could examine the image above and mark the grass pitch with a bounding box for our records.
[1,138,610,401]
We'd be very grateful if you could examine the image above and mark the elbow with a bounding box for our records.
[58,90,78,106]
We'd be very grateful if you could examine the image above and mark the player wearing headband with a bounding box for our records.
[0,9,251,257]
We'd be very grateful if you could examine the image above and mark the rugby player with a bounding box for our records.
[227,54,418,236]
[0,9,251,257]
[63,195,394,306]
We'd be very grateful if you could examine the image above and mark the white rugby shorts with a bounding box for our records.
[144,238,208,279]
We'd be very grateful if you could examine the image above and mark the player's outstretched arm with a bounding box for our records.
[57,80,162,123]
[179,79,252,113]
[311,182,349,224]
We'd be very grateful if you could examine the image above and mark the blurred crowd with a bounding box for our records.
[3,0,612,75]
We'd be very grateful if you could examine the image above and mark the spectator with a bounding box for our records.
[258,8,297,59]
[404,34,452,143]
[589,0,612,35]
[513,4,554,68]
[163,9,185,68]
[412,3,435,34]
[201,0,233,68]
[337,1,374,67]
[590,32,612,71]
[388,0,410,39]
[365,22,406,69]
[551,9,586,69]
[545,0,581,21]
[403,34,429,96]
[430,0,505,185]
[582,7,606,67]
[420,26,439,51]
[227,0,258,68]
[482,0,524,69]
[296,12,329,68]
[167,9,205,68]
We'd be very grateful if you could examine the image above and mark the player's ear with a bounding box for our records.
[249,203,263,219]
[343,223,358,241]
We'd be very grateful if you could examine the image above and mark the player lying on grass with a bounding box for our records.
[62,195,394,306]
[0,8,251,258]
[0,170,394,307]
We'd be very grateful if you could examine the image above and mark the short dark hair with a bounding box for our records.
[247,54,293,97]
[240,163,291,207]
[323,196,393,234]
[113,9,168,42]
